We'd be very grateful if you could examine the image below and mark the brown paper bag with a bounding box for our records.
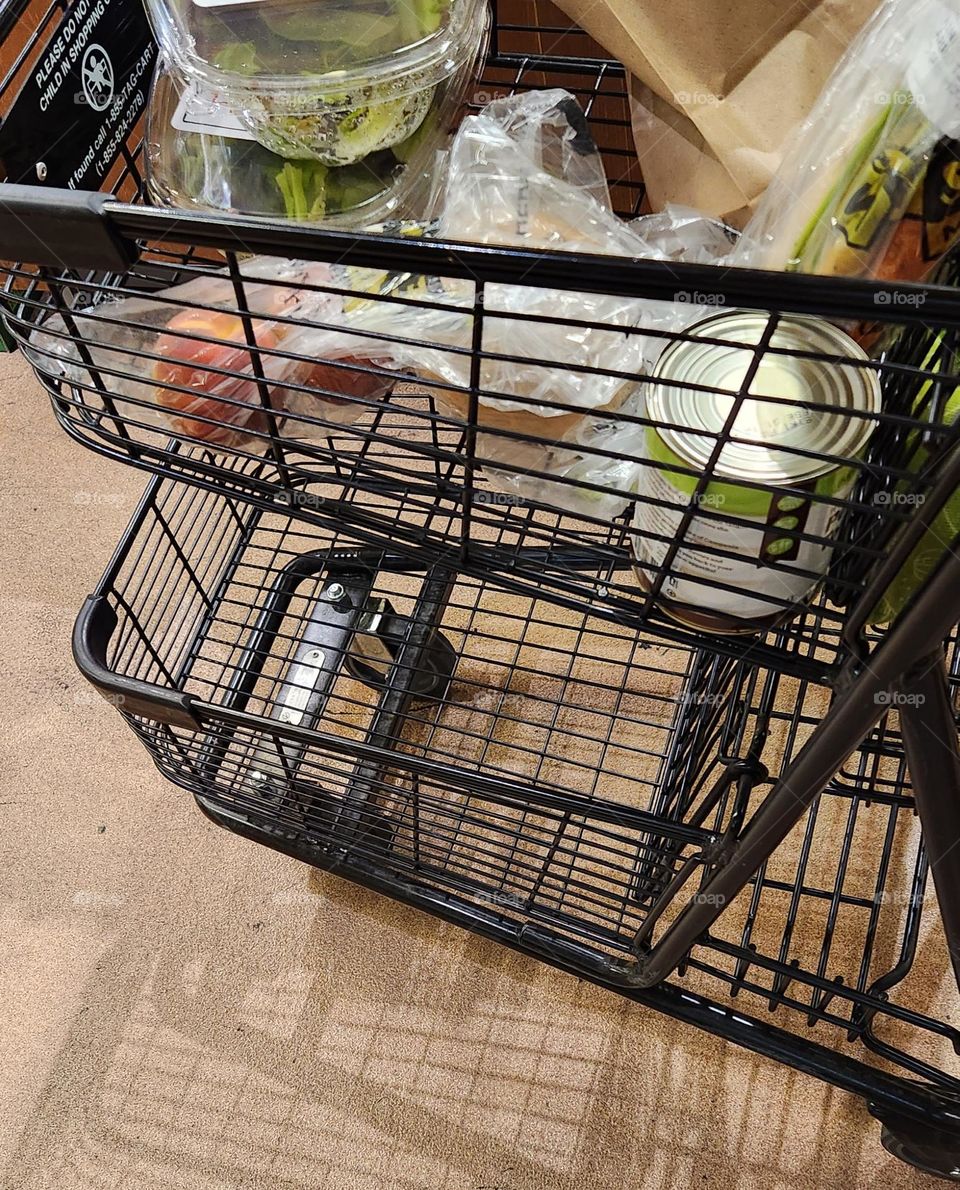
[552,0,879,225]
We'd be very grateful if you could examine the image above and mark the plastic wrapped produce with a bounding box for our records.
[146,64,421,224]
[733,0,960,278]
[26,257,399,449]
[143,0,489,173]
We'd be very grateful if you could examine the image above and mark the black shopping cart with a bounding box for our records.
[2,0,960,1176]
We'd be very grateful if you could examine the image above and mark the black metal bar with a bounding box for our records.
[328,565,457,851]
[634,543,960,987]
[78,201,960,329]
[72,595,200,730]
[898,651,960,990]
[0,189,137,270]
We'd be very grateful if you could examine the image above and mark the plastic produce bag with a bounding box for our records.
[733,0,960,277]
[279,91,735,520]
[397,91,732,519]
[468,89,613,208]
[631,205,738,266]
[27,257,400,449]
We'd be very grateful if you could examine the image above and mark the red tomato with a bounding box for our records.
[154,309,280,444]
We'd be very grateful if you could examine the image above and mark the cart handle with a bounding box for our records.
[7,184,960,329]
[0,188,136,272]
[72,594,200,730]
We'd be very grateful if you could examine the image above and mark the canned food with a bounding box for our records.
[632,310,882,633]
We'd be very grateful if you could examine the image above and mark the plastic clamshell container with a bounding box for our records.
[144,0,490,165]
[145,59,461,224]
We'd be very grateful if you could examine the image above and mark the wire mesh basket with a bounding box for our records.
[0,0,957,682]
[4,0,960,1173]
[75,464,960,1126]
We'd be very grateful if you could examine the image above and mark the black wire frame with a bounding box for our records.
[1,0,958,686]
[72,461,960,1134]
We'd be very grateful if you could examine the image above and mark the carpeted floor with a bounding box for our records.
[0,350,951,1189]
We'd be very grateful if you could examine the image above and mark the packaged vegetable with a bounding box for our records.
[143,0,489,169]
[867,336,960,624]
[827,246,960,620]
[26,257,399,450]
[869,137,960,284]
[145,62,446,224]
[733,0,960,279]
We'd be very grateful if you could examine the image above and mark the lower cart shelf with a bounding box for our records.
[75,465,960,1145]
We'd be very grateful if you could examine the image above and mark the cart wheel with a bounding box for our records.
[869,1093,960,1180]
[345,622,457,702]
[878,1122,960,1179]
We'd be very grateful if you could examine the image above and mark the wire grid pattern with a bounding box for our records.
[88,473,957,1087]
[11,241,959,682]
[5,0,960,1110]
[3,2,957,684]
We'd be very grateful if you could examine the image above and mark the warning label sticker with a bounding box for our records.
[0,0,156,190]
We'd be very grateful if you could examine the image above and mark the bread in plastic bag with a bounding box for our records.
[396,92,734,519]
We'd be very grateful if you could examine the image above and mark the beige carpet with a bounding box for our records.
[0,349,949,1189]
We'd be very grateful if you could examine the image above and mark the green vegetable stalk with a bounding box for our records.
[869,330,960,624]
[789,92,937,276]
[212,41,259,75]
[275,160,329,219]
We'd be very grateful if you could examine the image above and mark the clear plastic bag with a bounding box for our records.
[27,256,399,449]
[30,90,735,513]
[469,89,613,206]
[475,393,649,521]
[402,91,733,519]
[733,0,960,277]
[631,205,738,265]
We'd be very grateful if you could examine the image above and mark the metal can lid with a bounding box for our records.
[647,311,882,484]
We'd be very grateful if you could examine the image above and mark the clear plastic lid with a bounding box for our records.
[145,0,487,96]
[146,65,401,220]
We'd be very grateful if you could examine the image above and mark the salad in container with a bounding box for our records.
[143,0,489,169]
[145,61,449,223]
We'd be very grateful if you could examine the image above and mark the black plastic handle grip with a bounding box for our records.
[72,594,200,729]
[0,187,137,271]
